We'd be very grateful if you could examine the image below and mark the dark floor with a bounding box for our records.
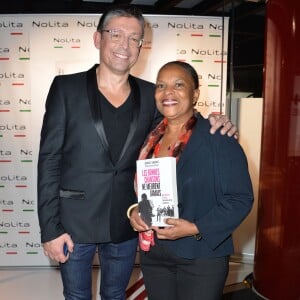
[223,286,265,300]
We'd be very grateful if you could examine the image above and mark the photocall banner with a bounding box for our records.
[0,14,228,266]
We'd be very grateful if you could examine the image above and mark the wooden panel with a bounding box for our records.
[253,0,300,299]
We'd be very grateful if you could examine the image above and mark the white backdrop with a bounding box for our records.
[0,14,228,266]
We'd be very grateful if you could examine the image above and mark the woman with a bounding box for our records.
[128,61,254,300]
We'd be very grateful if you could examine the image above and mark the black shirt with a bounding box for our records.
[98,91,134,165]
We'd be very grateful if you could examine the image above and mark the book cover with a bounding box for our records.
[136,157,179,227]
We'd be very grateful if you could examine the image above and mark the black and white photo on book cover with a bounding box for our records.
[136,157,179,227]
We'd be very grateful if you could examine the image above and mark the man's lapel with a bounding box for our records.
[86,65,111,157]
[117,75,140,162]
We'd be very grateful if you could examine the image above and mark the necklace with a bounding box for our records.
[153,140,173,157]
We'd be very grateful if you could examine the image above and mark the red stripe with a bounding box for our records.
[126,277,145,297]
[134,289,147,300]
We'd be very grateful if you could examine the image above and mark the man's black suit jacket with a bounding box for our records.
[38,64,161,244]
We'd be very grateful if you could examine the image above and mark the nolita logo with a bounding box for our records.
[168,22,204,30]
[191,49,227,56]
[0,174,27,181]
[0,72,24,79]
[0,21,23,28]
[32,20,69,28]
[0,221,30,228]
[53,37,81,44]
[0,124,26,131]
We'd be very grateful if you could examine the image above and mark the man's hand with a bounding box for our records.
[43,233,74,263]
[208,113,238,139]
[129,207,149,232]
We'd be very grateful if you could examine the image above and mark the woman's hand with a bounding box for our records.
[152,218,199,240]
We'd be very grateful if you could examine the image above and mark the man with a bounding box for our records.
[37,6,237,300]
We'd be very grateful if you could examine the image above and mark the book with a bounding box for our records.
[136,157,179,227]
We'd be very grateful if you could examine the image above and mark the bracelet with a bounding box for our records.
[126,203,138,219]
[193,233,202,241]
